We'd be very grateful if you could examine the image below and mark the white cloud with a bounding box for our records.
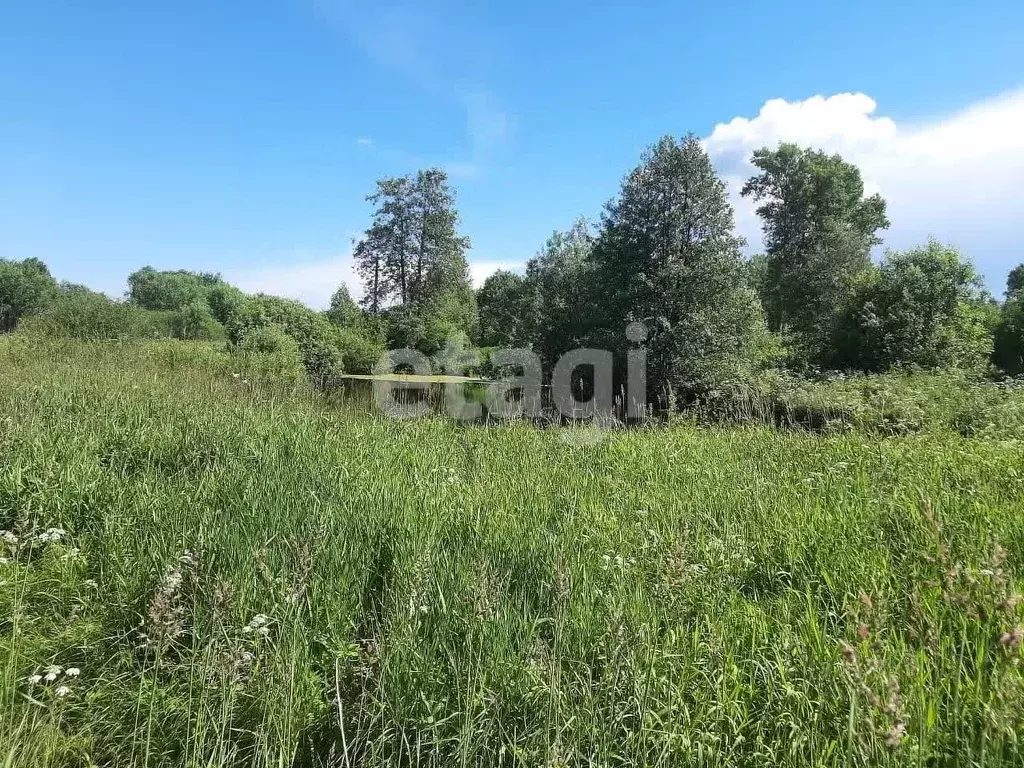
[225,252,360,309]
[469,259,523,287]
[356,137,373,147]
[703,89,1024,289]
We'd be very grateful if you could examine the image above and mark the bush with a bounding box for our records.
[235,324,307,384]
[0,258,58,332]
[950,378,1024,438]
[832,242,993,372]
[993,296,1024,376]
[127,266,225,311]
[332,325,385,375]
[171,301,225,341]
[227,295,343,381]
[206,283,247,325]
[18,289,175,341]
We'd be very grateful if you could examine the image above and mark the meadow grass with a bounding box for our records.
[1,339,1023,767]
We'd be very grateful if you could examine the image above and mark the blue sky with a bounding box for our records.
[2,1,1023,305]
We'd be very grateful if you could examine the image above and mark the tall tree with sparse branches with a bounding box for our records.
[352,169,475,347]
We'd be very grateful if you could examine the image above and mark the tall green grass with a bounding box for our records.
[1,340,1023,766]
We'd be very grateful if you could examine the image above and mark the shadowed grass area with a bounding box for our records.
[1,339,1023,767]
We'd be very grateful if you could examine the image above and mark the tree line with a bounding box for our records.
[1,135,1022,401]
[474,138,1020,403]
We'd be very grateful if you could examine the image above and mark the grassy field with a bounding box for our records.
[2,339,1024,767]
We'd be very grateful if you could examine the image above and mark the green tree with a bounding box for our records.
[354,176,416,311]
[127,267,223,311]
[1006,263,1024,298]
[326,284,361,328]
[0,257,59,332]
[477,270,529,348]
[591,135,770,402]
[994,265,1024,375]
[834,241,992,371]
[742,144,889,364]
[353,169,476,350]
[520,219,595,371]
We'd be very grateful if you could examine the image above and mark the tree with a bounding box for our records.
[0,257,59,332]
[833,241,992,371]
[127,267,224,311]
[1006,263,1024,298]
[993,264,1024,375]
[994,298,1024,375]
[477,270,530,348]
[742,144,889,364]
[522,218,595,370]
[326,284,361,328]
[357,176,416,310]
[590,135,770,402]
[353,169,475,350]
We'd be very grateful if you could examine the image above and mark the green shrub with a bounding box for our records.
[332,325,385,375]
[0,257,58,332]
[206,283,246,325]
[127,266,224,311]
[228,295,343,381]
[235,324,307,384]
[951,379,1024,438]
[18,289,175,341]
[993,296,1024,376]
[832,242,993,372]
[171,301,225,341]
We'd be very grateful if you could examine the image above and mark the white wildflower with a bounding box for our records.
[44,665,63,682]
[27,674,42,685]
[55,685,71,698]
[83,579,98,589]
[243,613,271,634]
[37,528,66,544]
[1,530,17,545]
[65,667,80,678]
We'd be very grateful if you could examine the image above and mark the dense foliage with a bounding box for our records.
[833,241,995,372]
[0,257,59,332]
[353,168,478,351]
[741,144,890,363]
